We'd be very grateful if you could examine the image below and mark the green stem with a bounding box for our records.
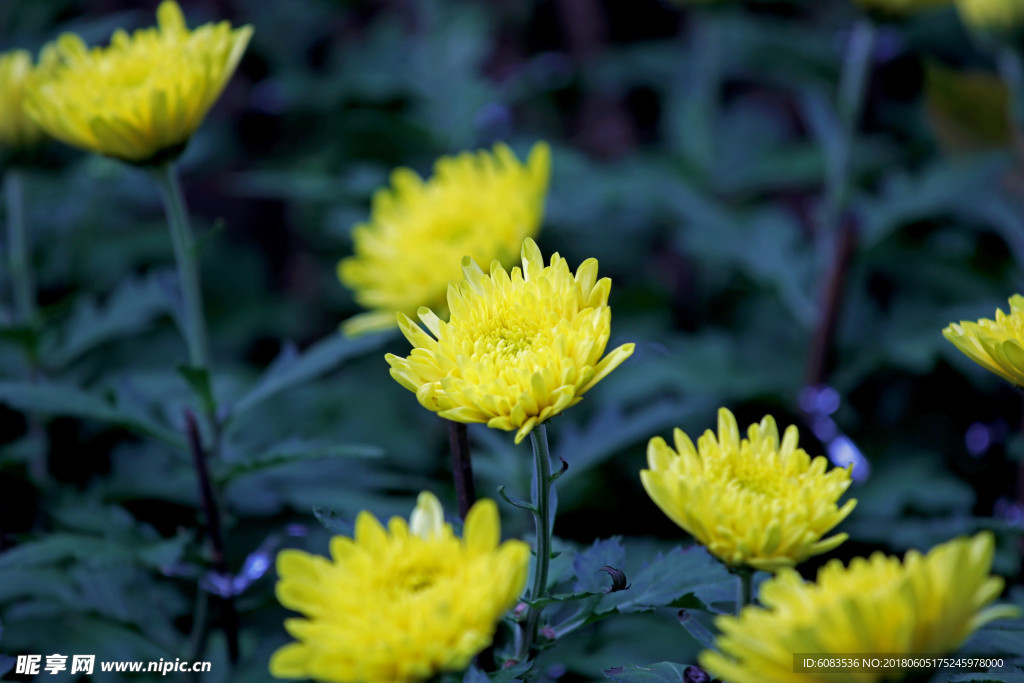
[517,424,555,663]
[689,8,722,172]
[150,163,210,370]
[5,169,35,326]
[996,46,1024,159]
[187,588,209,665]
[825,18,876,221]
[735,568,754,616]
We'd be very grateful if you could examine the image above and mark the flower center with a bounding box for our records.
[390,562,443,597]
[479,320,535,359]
[726,456,787,499]
[734,475,779,496]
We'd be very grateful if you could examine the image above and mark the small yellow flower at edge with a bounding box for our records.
[956,0,1024,31]
[25,0,252,165]
[854,0,952,15]
[944,294,1024,387]
[386,237,635,444]
[701,533,1020,683]
[339,142,551,336]
[0,49,55,151]
[641,407,856,571]
[270,492,529,683]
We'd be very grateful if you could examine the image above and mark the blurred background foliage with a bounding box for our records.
[1,0,1024,680]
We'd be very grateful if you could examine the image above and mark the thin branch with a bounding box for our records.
[805,216,858,388]
[446,420,476,520]
[185,410,239,664]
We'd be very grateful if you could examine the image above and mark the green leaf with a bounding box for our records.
[858,157,1007,249]
[0,567,78,603]
[596,545,735,616]
[0,323,39,356]
[962,602,1024,660]
[42,271,170,368]
[215,440,384,484]
[462,666,491,683]
[312,506,355,536]
[603,662,690,682]
[0,380,183,446]
[490,660,533,681]
[0,531,188,572]
[231,330,394,418]
[573,537,628,594]
[0,614,172,665]
[177,364,216,415]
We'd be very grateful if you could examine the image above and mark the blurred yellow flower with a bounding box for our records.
[701,533,1020,683]
[386,238,635,444]
[944,294,1024,387]
[0,48,58,151]
[25,0,251,164]
[270,492,529,683]
[855,0,951,13]
[641,408,856,571]
[339,142,551,336]
[956,0,1024,30]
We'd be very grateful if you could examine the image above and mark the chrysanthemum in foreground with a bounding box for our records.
[700,533,1020,683]
[386,238,635,444]
[339,142,550,336]
[25,0,252,164]
[0,49,54,151]
[944,294,1024,387]
[270,493,529,683]
[641,407,856,571]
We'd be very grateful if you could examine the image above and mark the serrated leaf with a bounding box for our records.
[573,537,628,594]
[0,531,188,572]
[43,271,170,368]
[0,381,183,446]
[603,662,690,682]
[857,157,1006,249]
[962,607,1024,660]
[215,440,384,483]
[312,506,354,536]
[231,330,394,418]
[0,614,172,664]
[597,545,735,616]
[0,567,79,603]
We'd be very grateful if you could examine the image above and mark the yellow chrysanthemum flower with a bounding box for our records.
[270,492,529,683]
[25,0,252,164]
[386,238,635,444]
[339,142,551,336]
[956,0,1024,30]
[641,408,856,571]
[0,49,54,151]
[701,533,1020,683]
[944,294,1024,387]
